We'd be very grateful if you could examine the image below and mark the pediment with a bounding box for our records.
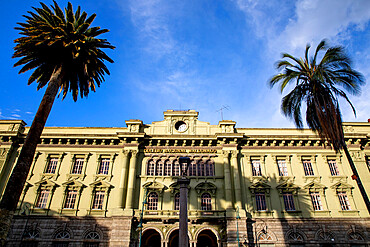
[62,180,85,188]
[249,181,271,190]
[195,182,217,195]
[330,181,354,190]
[34,178,58,187]
[142,181,168,190]
[303,181,326,190]
[89,180,113,188]
[276,181,299,190]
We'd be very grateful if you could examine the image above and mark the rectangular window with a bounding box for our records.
[277,160,288,176]
[92,191,105,210]
[283,193,295,211]
[64,190,78,209]
[45,158,58,174]
[338,192,351,210]
[310,192,323,211]
[255,193,267,211]
[252,160,262,176]
[36,189,49,208]
[98,159,110,175]
[328,159,340,176]
[303,160,314,176]
[71,158,84,174]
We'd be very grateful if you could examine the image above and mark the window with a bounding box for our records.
[255,193,267,211]
[302,160,314,176]
[188,160,197,176]
[53,231,70,247]
[64,190,78,209]
[147,192,158,210]
[205,160,214,176]
[197,160,205,176]
[164,160,172,176]
[173,161,180,176]
[71,158,84,174]
[283,193,295,211]
[328,160,340,176]
[155,160,163,176]
[252,160,262,176]
[201,193,212,210]
[45,158,58,174]
[174,193,180,210]
[98,159,110,175]
[310,192,323,211]
[338,192,351,210]
[35,190,49,208]
[92,191,105,210]
[83,231,100,247]
[277,160,288,176]
[147,160,155,176]
[52,243,69,247]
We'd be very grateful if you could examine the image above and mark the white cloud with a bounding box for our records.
[11,114,21,118]
[234,0,370,54]
[234,0,370,125]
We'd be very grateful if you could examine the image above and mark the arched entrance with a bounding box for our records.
[168,229,179,247]
[196,229,217,247]
[197,230,217,247]
[142,229,161,247]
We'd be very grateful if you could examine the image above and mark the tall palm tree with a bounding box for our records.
[0,1,114,244]
[269,39,370,213]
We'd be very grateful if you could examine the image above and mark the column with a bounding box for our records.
[117,150,130,208]
[231,151,242,209]
[223,151,233,210]
[125,150,138,209]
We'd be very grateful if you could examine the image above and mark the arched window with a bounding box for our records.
[205,160,214,176]
[53,230,70,247]
[174,193,180,210]
[147,192,158,210]
[197,160,205,176]
[164,160,172,176]
[201,193,212,211]
[188,160,197,176]
[147,160,155,176]
[83,231,100,247]
[173,160,180,176]
[155,160,163,176]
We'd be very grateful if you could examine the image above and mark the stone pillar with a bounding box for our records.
[117,150,130,209]
[231,150,243,210]
[125,150,138,209]
[223,151,233,210]
[179,177,190,247]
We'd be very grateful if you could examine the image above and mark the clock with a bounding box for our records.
[175,121,187,132]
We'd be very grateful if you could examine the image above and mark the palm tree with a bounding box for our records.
[0,1,114,244]
[269,39,370,213]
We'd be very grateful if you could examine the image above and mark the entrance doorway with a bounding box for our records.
[142,229,161,247]
[196,229,217,247]
[168,230,179,247]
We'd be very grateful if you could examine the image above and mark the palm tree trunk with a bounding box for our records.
[0,65,63,246]
[343,144,370,214]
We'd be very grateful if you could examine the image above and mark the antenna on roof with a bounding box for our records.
[216,105,230,121]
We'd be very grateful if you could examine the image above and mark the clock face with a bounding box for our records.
[175,121,187,132]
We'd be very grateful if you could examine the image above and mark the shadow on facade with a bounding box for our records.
[240,171,369,247]
[6,204,109,247]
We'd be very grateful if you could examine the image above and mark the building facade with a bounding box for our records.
[1,110,370,247]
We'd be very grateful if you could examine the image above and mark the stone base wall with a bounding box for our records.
[6,216,370,246]
[227,217,370,247]
[6,215,133,247]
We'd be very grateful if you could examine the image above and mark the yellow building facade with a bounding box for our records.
[0,110,369,247]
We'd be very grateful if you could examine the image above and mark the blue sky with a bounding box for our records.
[1,0,369,128]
